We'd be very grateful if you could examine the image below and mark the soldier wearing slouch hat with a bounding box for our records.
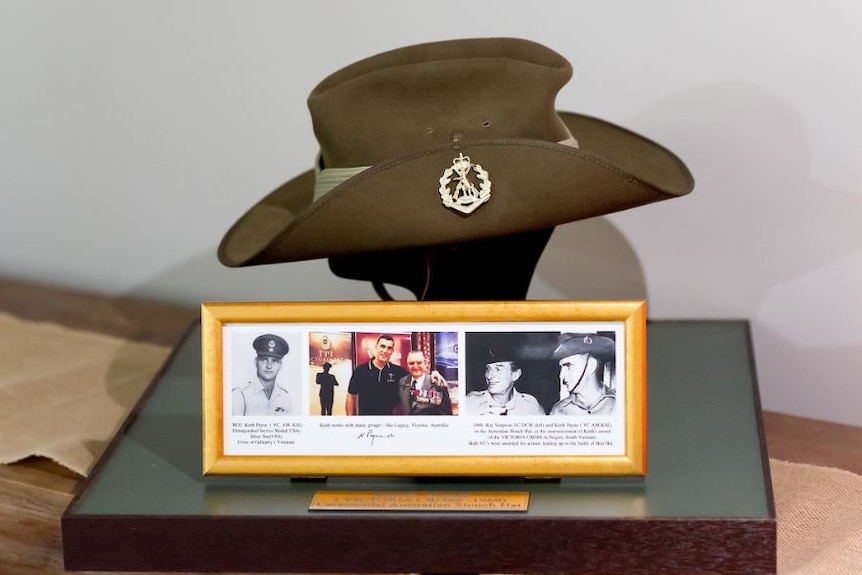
[550,333,616,416]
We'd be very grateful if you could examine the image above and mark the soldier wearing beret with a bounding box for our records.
[550,333,616,415]
[232,333,296,416]
[465,340,545,416]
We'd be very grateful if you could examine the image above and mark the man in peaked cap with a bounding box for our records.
[550,333,616,416]
[232,333,296,416]
[465,337,545,416]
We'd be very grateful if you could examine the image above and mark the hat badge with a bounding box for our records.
[583,336,593,344]
[438,153,491,214]
[267,340,276,351]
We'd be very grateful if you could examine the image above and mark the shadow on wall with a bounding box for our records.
[125,251,379,305]
[751,322,862,426]
[623,80,862,316]
[529,217,647,301]
[623,81,862,426]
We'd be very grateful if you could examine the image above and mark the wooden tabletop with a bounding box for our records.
[1,275,861,575]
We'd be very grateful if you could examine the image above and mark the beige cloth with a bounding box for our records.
[0,311,170,475]
[1,312,862,573]
[774,459,862,574]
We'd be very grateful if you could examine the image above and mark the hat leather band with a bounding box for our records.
[312,134,579,203]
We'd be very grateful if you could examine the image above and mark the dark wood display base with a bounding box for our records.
[62,320,775,574]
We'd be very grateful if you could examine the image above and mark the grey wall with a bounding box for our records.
[3,1,861,425]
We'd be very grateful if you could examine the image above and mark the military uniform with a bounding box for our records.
[398,374,452,415]
[550,387,615,415]
[232,380,294,416]
[551,333,617,416]
[466,336,545,416]
[464,389,545,416]
[232,333,294,416]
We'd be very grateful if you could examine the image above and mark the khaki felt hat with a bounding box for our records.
[218,37,694,268]
[552,333,616,362]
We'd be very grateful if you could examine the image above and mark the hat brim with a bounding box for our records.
[218,112,693,267]
[552,335,616,362]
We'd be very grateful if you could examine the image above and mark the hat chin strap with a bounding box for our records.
[322,128,576,300]
[568,356,591,395]
[329,227,554,301]
[372,251,432,301]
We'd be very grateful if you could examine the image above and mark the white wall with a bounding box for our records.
[3,1,861,425]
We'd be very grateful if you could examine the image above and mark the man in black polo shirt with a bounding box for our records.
[345,334,408,415]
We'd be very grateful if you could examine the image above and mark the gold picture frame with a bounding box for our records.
[202,300,646,477]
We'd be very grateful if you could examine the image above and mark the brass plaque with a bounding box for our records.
[309,490,529,512]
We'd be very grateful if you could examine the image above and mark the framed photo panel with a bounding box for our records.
[201,300,646,477]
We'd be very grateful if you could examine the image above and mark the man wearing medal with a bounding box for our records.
[550,333,616,415]
[345,334,409,416]
[396,350,452,416]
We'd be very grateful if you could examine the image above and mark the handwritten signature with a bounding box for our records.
[356,429,396,446]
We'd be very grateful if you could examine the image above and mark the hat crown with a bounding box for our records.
[552,333,615,362]
[253,333,289,358]
[308,38,573,169]
[217,37,694,270]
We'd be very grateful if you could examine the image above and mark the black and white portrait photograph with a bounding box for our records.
[465,331,618,416]
[549,333,617,416]
[225,329,303,416]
